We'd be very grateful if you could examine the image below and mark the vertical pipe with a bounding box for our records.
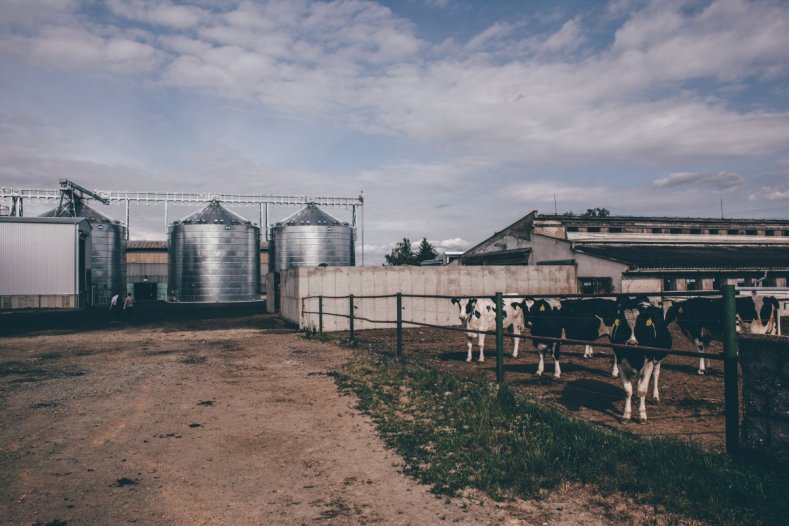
[318,296,324,335]
[125,199,130,240]
[722,284,739,457]
[495,292,504,384]
[349,294,355,344]
[265,203,269,242]
[396,293,403,360]
[164,201,168,232]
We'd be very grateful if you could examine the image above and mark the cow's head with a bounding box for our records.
[451,297,480,324]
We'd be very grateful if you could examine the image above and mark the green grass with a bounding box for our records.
[330,352,789,526]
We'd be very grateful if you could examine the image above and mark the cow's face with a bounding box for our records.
[451,298,479,323]
[529,299,557,318]
[634,305,667,347]
[611,303,637,345]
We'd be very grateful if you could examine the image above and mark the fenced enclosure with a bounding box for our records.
[301,286,769,456]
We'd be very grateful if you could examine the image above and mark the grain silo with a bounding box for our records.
[269,203,355,272]
[41,200,126,307]
[168,200,260,302]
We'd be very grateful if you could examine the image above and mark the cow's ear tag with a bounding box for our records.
[678,307,683,314]
[539,305,545,312]
[514,305,519,311]
[646,318,653,326]
[614,319,620,326]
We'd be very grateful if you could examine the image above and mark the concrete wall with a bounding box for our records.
[276,265,577,331]
[0,295,78,309]
[740,334,789,465]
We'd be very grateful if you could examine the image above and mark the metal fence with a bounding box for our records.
[303,286,744,455]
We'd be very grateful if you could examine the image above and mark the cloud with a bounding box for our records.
[749,187,789,201]
[107,0,208,29]
[652,171,744,190]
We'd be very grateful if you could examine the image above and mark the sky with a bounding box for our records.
[1,0,788,265]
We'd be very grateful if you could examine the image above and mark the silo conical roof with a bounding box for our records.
[277,203,347,226]
[177,200,251,224]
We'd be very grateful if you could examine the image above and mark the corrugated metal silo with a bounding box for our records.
[269,203,355,272]
[41,201,126,306]
[168,200,260,302]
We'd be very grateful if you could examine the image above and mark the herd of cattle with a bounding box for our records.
[450,294,782,424]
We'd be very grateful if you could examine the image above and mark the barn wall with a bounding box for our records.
[531,235,627,290]
[739,334,789,465]
[277,265,577,331]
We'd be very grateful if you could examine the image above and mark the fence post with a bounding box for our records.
[318,296,323,335]
[349,294,355,344]
[722,284,739,457]
[495,292,504,384]
[396,293,403,360]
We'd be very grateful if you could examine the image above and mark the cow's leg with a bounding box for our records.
[695,338,706,375]
[652,361,662,403]
[622,374,633,423]
[637,361,655,424]
[553,343,562,379]
[584,344,593,358]
[511,325,520,358]
[611,354,619,378]
[466,335,474,362]
[477,333,486,362]
[536,344,546,376]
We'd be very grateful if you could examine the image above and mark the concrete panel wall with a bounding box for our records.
[278,265,577,331]
[740,334,789,466]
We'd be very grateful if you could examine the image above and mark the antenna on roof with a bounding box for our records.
[553,193,557,215]
[720,199,724,219]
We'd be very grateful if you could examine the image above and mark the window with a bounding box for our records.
[579,277,613,294]
[783,230,789,236]
[686,278,699,291]
[663,278,676,291]
[746,229,757,236]
[669,228,682,234]
[690,228,702,234]
[567,226,579,232]
[766,230,775,236]
[652,228,663,234]
[608,227,622,233]
[727,229,739,235]
[587,227,601,233]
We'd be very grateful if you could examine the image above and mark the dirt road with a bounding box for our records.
[0,316,628,526]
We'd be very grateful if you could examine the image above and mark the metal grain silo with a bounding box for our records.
[269,203,355,272]
[168,200,260,302]
[41,201,126,306]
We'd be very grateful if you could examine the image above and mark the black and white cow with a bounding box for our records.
[611,298,671,424]
[524,298,564,378]
[665,294,781,375]
[450,297,526,362]
[559,298,621,377]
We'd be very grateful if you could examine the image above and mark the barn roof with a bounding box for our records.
[574,245,789,270]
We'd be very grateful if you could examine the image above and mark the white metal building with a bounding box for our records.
[0,217,92,309]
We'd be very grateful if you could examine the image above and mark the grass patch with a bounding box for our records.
[330,352,788,526]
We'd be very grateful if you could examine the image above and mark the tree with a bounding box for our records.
[580,207,610,217]
[385,238,418,266]
[415,237,438,264]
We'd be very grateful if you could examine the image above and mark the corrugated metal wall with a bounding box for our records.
[0,222,78,295]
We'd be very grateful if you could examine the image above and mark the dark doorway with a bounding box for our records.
[134,282,158,301]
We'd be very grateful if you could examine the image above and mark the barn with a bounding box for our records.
[459,212,789,293]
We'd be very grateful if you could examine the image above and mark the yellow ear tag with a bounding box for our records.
[678,307,683,314]
[539,305,545,312]
[614,319,620,326]
[646,318,653,326]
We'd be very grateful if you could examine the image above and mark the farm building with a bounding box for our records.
[460,212,789,293]
[0,217,92,309]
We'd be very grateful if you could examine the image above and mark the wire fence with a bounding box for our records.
[301,287,743,454]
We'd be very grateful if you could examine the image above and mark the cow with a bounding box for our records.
[559,298,620,377]
[665,294,781,375]
[611,298,671,424]
[450,297,526,363]
[524,298,564,378]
